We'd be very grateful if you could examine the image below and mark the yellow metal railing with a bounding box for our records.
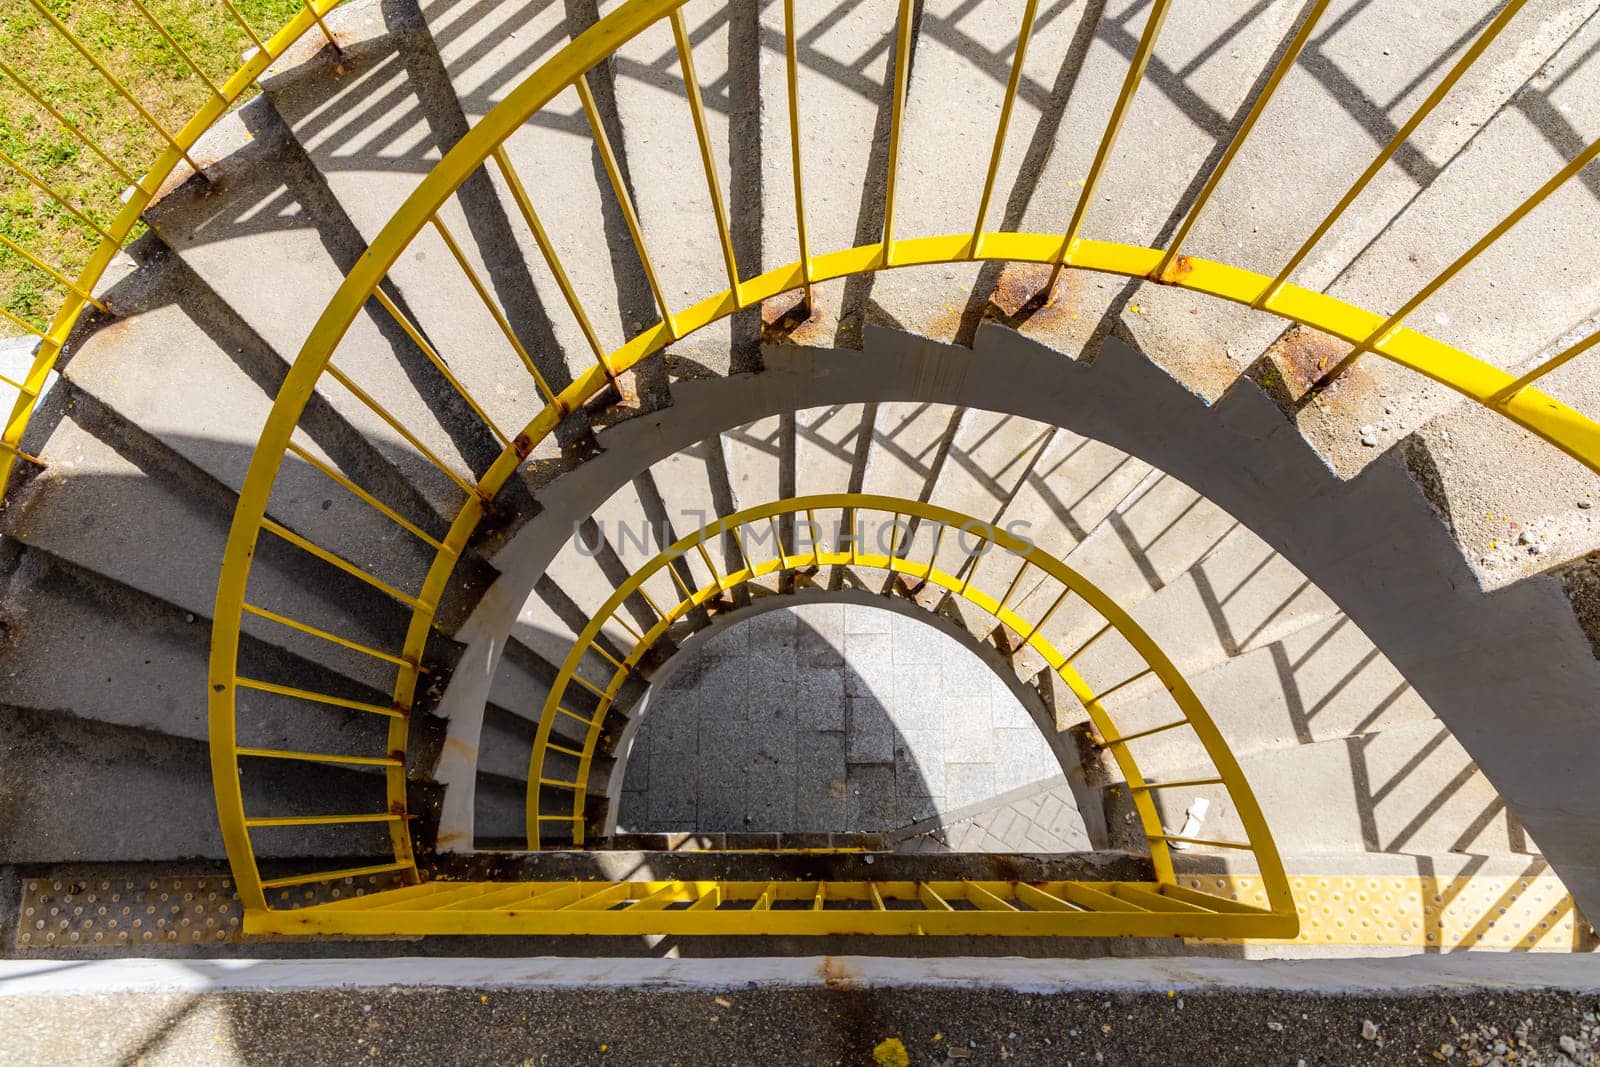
[505,493,1297,939]
[207,0,1600,933]
[0,0,343,494]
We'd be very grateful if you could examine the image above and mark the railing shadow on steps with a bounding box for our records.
[3,0,1587,934]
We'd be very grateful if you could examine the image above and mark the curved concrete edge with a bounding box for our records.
[3,953,1599,996]
[433,322,1600,921]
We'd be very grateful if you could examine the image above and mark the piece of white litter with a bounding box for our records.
[1167,798,1209,850]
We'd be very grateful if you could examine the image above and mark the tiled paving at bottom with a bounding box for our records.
[616,603,1089,850]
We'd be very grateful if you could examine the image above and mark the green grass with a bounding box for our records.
[0,0,305,339]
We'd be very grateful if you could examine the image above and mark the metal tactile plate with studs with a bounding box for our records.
[13,869,415,953]
[16,875,244,951]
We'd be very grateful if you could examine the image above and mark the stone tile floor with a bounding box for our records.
[616,602,1090,851]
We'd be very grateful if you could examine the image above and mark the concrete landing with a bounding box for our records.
[614,601,1089,850]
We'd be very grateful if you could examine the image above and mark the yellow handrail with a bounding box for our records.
[206,0,1600,930]
[520,494,1296,938]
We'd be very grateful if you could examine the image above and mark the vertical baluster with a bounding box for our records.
[971,0,1041,256]
[1150,0,1331,281]
[881,0,916,266]
[1047,0,1173,293]
[670,9,742,302]
[782,0,814,307]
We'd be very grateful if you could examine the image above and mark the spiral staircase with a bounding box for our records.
[2,0,1600,1000]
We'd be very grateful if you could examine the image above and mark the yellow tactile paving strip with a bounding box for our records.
[1181,873,1588,950]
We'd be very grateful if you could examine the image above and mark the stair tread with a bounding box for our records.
[6,400,412,691]
[264,0,570,461]
[68,252,440,591]
[0,705,391,862]
[142,99,486,519]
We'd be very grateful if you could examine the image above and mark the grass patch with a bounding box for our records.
[0,0,306,339]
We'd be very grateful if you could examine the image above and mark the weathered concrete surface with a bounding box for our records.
[4,955,1600,1065]
[614,601,1081,842]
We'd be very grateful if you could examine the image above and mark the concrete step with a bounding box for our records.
[68,243,441,603]
[1109,0,1589,404]
[862,0,1097,346]
[757,0,901,348]
[415,0,669,405]
[0,547,396,759]
[796,403,871,498]
[926,409,1054,528]
[1138,716,1533,858]
[263,0,577,460]
[1065,517,1345,689]
[1001,466,1237,666]
[859,401,955,503]
[3,386,418,695]
[141,98,481,520]
[722,414,786,512]
[0,704,389,862]
[598,0,763,378]
[1252,3,1600,480]
[1101,610,1437,772]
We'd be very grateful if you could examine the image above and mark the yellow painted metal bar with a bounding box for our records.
[0,148,119,244]
[575,71,677,338]
[1496,328,1600,402]
[0,234,108,311]
[322,362,483,499]
[259,517,428,610]
[0,57,137,184]
[23,0,204,173]
[1014,883,1078,911]
[258,861,411,891]
[302,0,340,50]
[427,214,556,405]
[520,494,1292,934]
[244,812,403,827]
[236,746,402,768]
[1257,0,1528,308]
[1130,776,1225,792]
[881,0,916,265]
[243,881,1290,939]
[782,0,813,304]
[971,0,1041,255]
[1324,135,1600,382]
[1114,883,1210,913]
[490,146,616,387]
[242,601,418,669]
[1152,0,1330,280]
[370,286,513,444]
[284,440,446,551]
[129,0,227,101]
[1018,584,1071,642]
[220,0,268,52]
[670,8,741,300]
[1158,882,1264,914]
[1086,667,1157,705]
[235,675,400,718]
[1051,0,1173,287]
[210,0,1600,934]
[0,307,47,341]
